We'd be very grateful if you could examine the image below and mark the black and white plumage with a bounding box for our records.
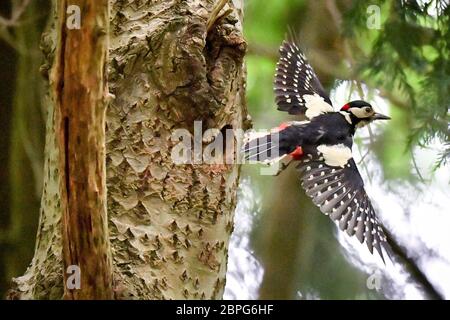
[299,158,388,260]
[274,42,333,118]
[244,41,392,262]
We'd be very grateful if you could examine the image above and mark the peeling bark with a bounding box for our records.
[52,0,112,299]
[9,0,247,300]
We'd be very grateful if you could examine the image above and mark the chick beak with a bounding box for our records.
[372,113,391,120]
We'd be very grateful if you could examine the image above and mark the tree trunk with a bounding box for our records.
[52,0,112,299]
[8,0,247,300]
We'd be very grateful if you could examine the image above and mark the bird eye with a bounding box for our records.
[364,107,372,114]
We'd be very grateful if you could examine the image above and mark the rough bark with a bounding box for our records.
[9,0,247,300]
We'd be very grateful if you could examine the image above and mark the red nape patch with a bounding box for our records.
[289,146,303,160]
[341,103,350,111]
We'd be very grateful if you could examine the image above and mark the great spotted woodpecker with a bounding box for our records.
[244,41,392,262]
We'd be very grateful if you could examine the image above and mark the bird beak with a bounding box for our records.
[372,113,391,120]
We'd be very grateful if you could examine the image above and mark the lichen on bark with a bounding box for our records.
[9,0,247,300]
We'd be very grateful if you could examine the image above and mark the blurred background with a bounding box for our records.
[0,0,449,299]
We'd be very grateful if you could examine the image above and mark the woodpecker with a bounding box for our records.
[244,41,392,262]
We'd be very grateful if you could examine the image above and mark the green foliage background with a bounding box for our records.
[242,0,448,299]
[0,0,448,299]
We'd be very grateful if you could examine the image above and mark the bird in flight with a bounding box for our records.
[244,41,392,262]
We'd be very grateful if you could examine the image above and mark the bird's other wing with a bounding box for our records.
[274,41,334,119]
[297,155,390,262]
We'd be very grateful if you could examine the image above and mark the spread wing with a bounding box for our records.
[298,157,390,262]
[274,41,334,119]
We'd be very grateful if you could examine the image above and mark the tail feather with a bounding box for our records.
[243,124,304,163]
[244,133,279,162]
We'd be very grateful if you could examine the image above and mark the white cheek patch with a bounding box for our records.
[303,94,334,119]
[349,107,373,119]
[317,144,352,167]
[339,111,352,124]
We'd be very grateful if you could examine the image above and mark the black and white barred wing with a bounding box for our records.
[298,158,390,262]
[274,41,334,119]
